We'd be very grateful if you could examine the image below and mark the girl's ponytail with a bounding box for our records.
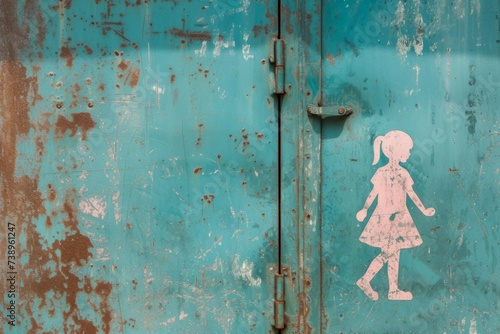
[372,136,384,165]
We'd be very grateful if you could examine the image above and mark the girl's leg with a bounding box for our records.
[387,248,412,300]
[356,253,386,300]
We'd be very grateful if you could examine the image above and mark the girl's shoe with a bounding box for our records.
[388,289,413,300]
[356,278,379,301]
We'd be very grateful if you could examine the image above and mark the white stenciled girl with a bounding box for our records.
[356,130,435,301]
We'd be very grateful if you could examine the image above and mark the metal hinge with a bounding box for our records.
[270,39,285,95]
[274,273,285,329]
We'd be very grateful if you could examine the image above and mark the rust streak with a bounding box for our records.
[70,83,81,108]
[169,28,212,41]
[129,68,140,87]
[60,45,76,68]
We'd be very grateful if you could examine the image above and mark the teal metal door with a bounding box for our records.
[1,1,280,333]
[280,0,499,332]
[3,1,499,333]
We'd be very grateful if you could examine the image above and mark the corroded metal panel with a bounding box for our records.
[279,0,323,333]
[319,0,499,333]
[1,1,279,333]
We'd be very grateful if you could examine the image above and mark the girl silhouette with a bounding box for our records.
[356,130,435,301]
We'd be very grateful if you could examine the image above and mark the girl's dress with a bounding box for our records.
[359,165,422,250]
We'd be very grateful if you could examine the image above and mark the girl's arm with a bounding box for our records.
[407,187,435,216]
[356,188,377,222]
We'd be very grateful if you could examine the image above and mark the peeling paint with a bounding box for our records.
[79,196,108,220]
[232,255,262,287]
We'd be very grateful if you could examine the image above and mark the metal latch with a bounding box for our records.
[274,273,285,329]
[307,104,353,118]
[270,39,285,95]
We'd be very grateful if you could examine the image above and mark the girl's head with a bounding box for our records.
[372,130,413,165]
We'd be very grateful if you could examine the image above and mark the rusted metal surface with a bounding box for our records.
[279,0,322,333]
[1,1,280,333]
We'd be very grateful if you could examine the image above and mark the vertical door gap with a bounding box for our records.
[277,0,283,277]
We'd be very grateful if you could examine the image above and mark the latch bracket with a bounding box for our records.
[307,104,353,119]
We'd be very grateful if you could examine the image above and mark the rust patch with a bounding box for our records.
[1,42,115,331]
[45,216,53,228]
[118,59,130,71]
[326,53,335,65]
[21,189,113,333]
[0,4,124,331]
[0,1,29,57]
[242,133,250,152]
[70,83,81,108]
[61,0,72,9]
[202,194,215,204]
[47,184,56,201]
[55,112,97,141]
[194,167,202,174]
[252,24,269,37]
[293,291,313,333]
[0,62,34,136]
[60,45,76,68]
[170,74,176,84]
[98,83,105,91]
[169,28,212,41]
[196,123,204,148]
[55,231,93,265]
[84,45,94,55]
[118,59,140,88]
[129,68,140,87]
[95,281,113,333]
